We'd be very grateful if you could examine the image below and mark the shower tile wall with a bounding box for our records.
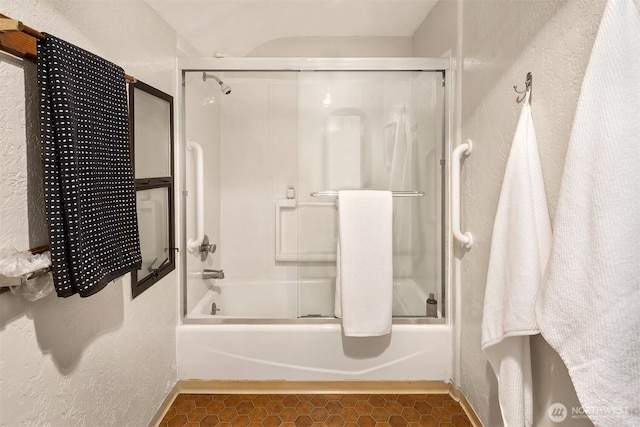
[185,72,299,313]
[220,74,298,281]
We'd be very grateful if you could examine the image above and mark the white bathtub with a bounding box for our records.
[178,278,452,381]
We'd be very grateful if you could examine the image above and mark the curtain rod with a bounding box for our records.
[0,13,137,83]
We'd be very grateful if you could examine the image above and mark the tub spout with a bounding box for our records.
[203,269,224,280]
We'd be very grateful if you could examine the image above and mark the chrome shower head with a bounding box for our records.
[220,82,232,95]
[202,72,232,95]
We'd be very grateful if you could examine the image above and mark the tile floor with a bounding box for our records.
[160,393,472,426]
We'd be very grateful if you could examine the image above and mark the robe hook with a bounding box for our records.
[513,72,532,103]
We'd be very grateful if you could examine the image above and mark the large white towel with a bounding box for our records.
[481,92,552,427]
[334,190,393,337]
[536,1,640,425]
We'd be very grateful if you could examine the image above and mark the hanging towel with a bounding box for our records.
[481,92,552,427]
[38,34,142,298]
[334,190,393,337]
[536,0,640,425]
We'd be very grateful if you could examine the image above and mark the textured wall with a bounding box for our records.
[412,0,625,425]
[0,57,43,251]
[0,1,178,426]
[0,54,26,245]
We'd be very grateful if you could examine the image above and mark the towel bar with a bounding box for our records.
[310,190,424,198]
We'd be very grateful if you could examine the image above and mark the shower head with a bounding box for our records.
[219,82,232,95]
[202,72,232,95]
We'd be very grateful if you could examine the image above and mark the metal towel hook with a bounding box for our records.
[514,72,532,103]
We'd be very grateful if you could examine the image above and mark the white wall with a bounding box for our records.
[247,36,413,57]
[0,1,178,426]
[412,0,631,425]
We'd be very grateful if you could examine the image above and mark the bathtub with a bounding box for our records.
[178,278,452,381]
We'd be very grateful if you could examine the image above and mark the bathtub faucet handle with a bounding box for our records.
[198,235,217,261]
[200,241,216,254]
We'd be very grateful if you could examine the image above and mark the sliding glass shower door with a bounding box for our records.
[295,71,445,318]
[182,65,446,320]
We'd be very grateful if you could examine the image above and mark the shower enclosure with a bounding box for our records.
[177,58,453,380]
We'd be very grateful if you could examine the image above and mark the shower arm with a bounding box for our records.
[203,72,222,85]
[187,139,205,252]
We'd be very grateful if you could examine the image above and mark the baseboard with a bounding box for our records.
[148,381,180,427]
[449,383,484,427]
[177,379,450,394]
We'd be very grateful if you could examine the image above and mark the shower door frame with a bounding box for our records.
[177,57,453,325]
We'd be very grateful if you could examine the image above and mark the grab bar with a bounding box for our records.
[452,140,473,248]
[310,190,424,198]
[187,138,204,252]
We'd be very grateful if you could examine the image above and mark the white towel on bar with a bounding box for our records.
[481,91,552,427]
[537,1,640,425]
[334,190,393,337]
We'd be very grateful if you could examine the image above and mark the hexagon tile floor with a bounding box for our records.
[160,393,473,426]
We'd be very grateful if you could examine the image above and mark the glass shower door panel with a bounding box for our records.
[184,70,301,319]
[296,70,444,318]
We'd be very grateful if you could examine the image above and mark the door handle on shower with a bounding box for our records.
[452,140,473,248]
[187,138,205,252]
